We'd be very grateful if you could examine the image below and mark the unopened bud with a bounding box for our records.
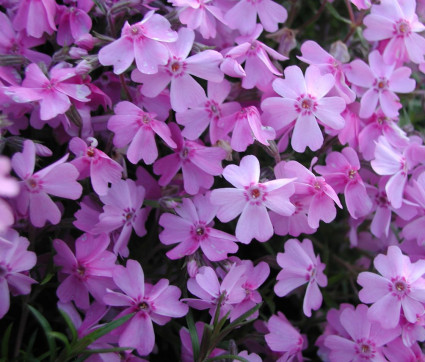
[277,28,297,57]
[330,41,350,63]
[186,256,199,278]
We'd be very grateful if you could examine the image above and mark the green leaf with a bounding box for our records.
[204,355,249,362]
[1,322,13,360]
[40,272,54,286]
[59,308,78,344]
[28,305,57,361]
[185,310,200,361]
[325,3,351,24]
[221,303,262,333]
[48,332,71,354]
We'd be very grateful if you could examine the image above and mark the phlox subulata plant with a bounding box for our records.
[1,0,425,360]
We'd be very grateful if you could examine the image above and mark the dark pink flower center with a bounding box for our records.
[395,19,411,36]
[355,339,376,358]
[374,78,388,91]
[26,176,42,193]
[375,192,390,207]
[123,208,135,224]
[86,147,96,157]
[295,95,317,115]
[205,100,221,121]
[390,276,411,299]
[192,222,209,241]
[306,264,317,281]
[166,57,186,77]
[348,169,357,179]
[244,184,267,205]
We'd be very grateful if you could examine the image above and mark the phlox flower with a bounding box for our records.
[5,63,91,121]
[11,140,82,227]
[357,245,425,328]
[350,0,371,10]
[132,27,223,112]
[13,0,56,38]
[107,101,176,165]
[0,228,37,319]
[324,304,400,361]
[69,137,123,196]
[103,259,188,356]
[153,124,226,195]
[224,0,287,35]
[383,337,425,362]
[274,238,327,317]
[0,156,19,232]
[211,155,295,244]
[261,65,346,152]
[345,50,416,119]
[265,312,305,362]
[315,147,372,219]
[98,10,178,75]
[403,172,425,245]
[92,179,148,256]
[278,160,342,229]
[159,194,238,261]
[53,233,117,309]
[184,264,247,319]
[363,0,425,64]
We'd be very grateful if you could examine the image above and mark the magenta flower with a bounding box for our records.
[107,101,176,165]
[324,304,400,361]
[69,137,123,196]
[274,238,327,317]
[103,259,188,356]
[261,65,346,152]
[265,312,305,361]
[11,140,82,227]
[92,179,148,256]
[159,194,238,261]
[6,63,91,121]
[211,155,295,244]
[153,124,226,195]
[132,27,223,112]
[345,50,416,119]
[279,160,342,229]
[13,0,57,38]
[0,156,19,232]
[184,264,247,319]
[357,246,425,328]
[363,0,425,64]
[0,228,37,319]
[98,10,178,75]
[54,233,117,309]
[224,0,287,34]
[315,147,372,219]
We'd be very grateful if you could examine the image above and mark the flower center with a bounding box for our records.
[355,339,376,358]
[196,227,205,236]
[138,301,149,311]
[205,100,221,120]
[77,265,86,277]
[390,277,410,299]
[26,177,41,193]
[296,95,317,115]
[86,147,95,157]
[375,78,388,91]
[395,19,411,36]
[348,169,357,179]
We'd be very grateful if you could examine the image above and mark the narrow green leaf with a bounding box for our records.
[48,331,71,352]
[221,303,262,333]
[1,323,13,359]
[40,272,54,286]
[185,310,200,361]
[59,309,78,343]
[28,305,57,361]
[91,0,107,14]
[325,3,351,24]
[204,355,249,362]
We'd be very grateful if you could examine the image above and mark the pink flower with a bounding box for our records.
[224,0,287,34]
[6,63,91,120]
[315,147,372,219]
[265,312,305,361]
[53,233,117,309]
[357,246,425,328]
[13,0,57,38]
[98,10,178,75]
[11,140,83,227]
[103,259,188,356]
[92,179,148,256]
[363,0,425,64]
[69,137,123,196]
[107,101,176,165]
[153,124,226,195]
[274,238,327,317]
[0,228,37,319]
[56,2,93,46]
[324,304,400,361]
[261,65,346,152]
[159,194,238,261]
[350,0,371,10]
[0,156,19,232]
[211,155,295,244]
[132,27,223,112]
[279,160,342,229]
[345,50,416,119]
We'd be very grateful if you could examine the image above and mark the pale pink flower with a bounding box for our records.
[211,155,295,244]
[315,147,372,219]
[0,228,37,319]
[345,50,416,119]
[350,0,371,10]
[69,137,123,196]
[159,194,238,261]
[403,172,425,245]
[384,338,425,362]
[153,124,226,195]
[224,0,287,34]
[13,0,57,38]
[358,246,425,328]
[5,63,91,120]
[324,304,400,361]
[103,259,188,356]
[11,140,83,227]
[98,10,178,75]
[261,65,346,152]
[363,0,425,64]
[132,27,223,112]
[265,312,305,362]
[275,238,327,317]
[54,233,117,309]
[0,156,19,232]
[107,101,176,165]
